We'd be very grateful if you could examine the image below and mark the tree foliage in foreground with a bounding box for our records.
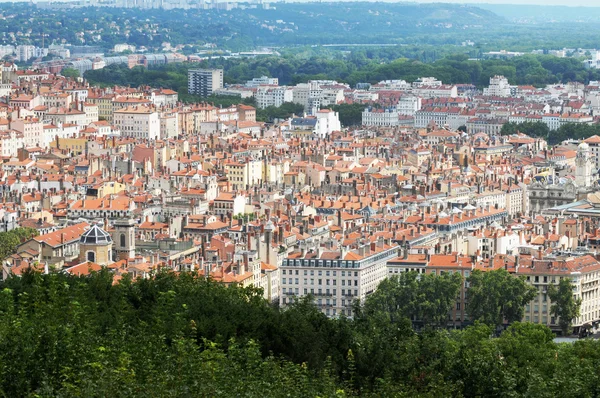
[1,269,600,397]
[360,271,462,328]
[549,278,582,336]
[467,268,538,328]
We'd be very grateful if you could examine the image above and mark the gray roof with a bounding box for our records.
[80,225,112,245]
[291,118,317,127]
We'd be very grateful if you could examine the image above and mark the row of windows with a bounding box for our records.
[282,289,358,297]
[282,269,358,277]
[283,260,359,269]
[282,278,359,287]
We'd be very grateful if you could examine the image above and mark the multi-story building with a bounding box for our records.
[483,75,513,97]
[212,192,246,217]
[113,105,160,141]
[397,96,422,116]
[10,118,43,149]
[0,130,24,157]
[245,76,279,87]
[255,87,293,109]
[362,108,401,127]
[414,107,449,128]
[188,69,224,96]
[281,240,398,317]
[46,108,88,131]
[412,85,458,99]
[583,135,600,169]
[224,159,263,191]
[511,253,600,334]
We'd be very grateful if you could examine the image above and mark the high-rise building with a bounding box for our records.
[188,69,223,96]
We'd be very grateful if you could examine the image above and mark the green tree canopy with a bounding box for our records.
[500,121,549,139]
[467,269,537,328]
[328,103,367,127]
[360,271,462,328]
[60,67,80,79]
[548,277,582,336]
[0,227,38,260]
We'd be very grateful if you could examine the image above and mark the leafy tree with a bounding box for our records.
[548,278,581,336]
[60,67,80,79]
[328,103,367,127]
[500,121,549,138]
[256,102,304,122]
[0,227,38,260]
[361,271,462,328]
[467,269,537,328]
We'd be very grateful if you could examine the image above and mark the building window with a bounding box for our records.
[87,251,96,263]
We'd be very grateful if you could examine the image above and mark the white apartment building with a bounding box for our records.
[314,109,341,138]
[255,86,293,109]
[560,113,593,127]
[245,76,279,87]
[506,184,526,217]
[542,113,561,131]
[280,241,399,317]
[414,108,449,128]
[293,82,323,112]
[320,88,345,107]
[188,69,224,96]
[11,118,43,149]
[413,85,458,99]
[473,190,507,212]
[412,77,443,87]
[371,79,411,91]
[114,105,160,141]
[362,107,401,127]
[82,103,99,126]
[0,130,24,157]
[43,124,79,148]
[0,45,14,59]
[483,75,513,97]
[160,113,179,139]
[46,108,88,131]
[397,96,422,116]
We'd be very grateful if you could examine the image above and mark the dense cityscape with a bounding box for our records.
[3,1,600,396]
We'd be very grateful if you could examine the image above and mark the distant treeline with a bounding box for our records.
[85,54,600,94]
[502,122,600,146]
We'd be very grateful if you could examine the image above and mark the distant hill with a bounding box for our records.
[242,2,506,45]
[478,4,600,23]
[263,2,505,29]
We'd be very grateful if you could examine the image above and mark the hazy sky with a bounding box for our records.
[412,0,600,6]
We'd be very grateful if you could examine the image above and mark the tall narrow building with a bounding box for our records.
[576,142,594,188]
[188,69,224,97]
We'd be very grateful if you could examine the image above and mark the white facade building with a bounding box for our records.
[362,108,401,127]
[397,96,422,116]
[114,105,160,141]
[483,75,513,97]
[255,87,294,109]
[245,76,279,87]
[314,109,341,138]
[280,242,398,317]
